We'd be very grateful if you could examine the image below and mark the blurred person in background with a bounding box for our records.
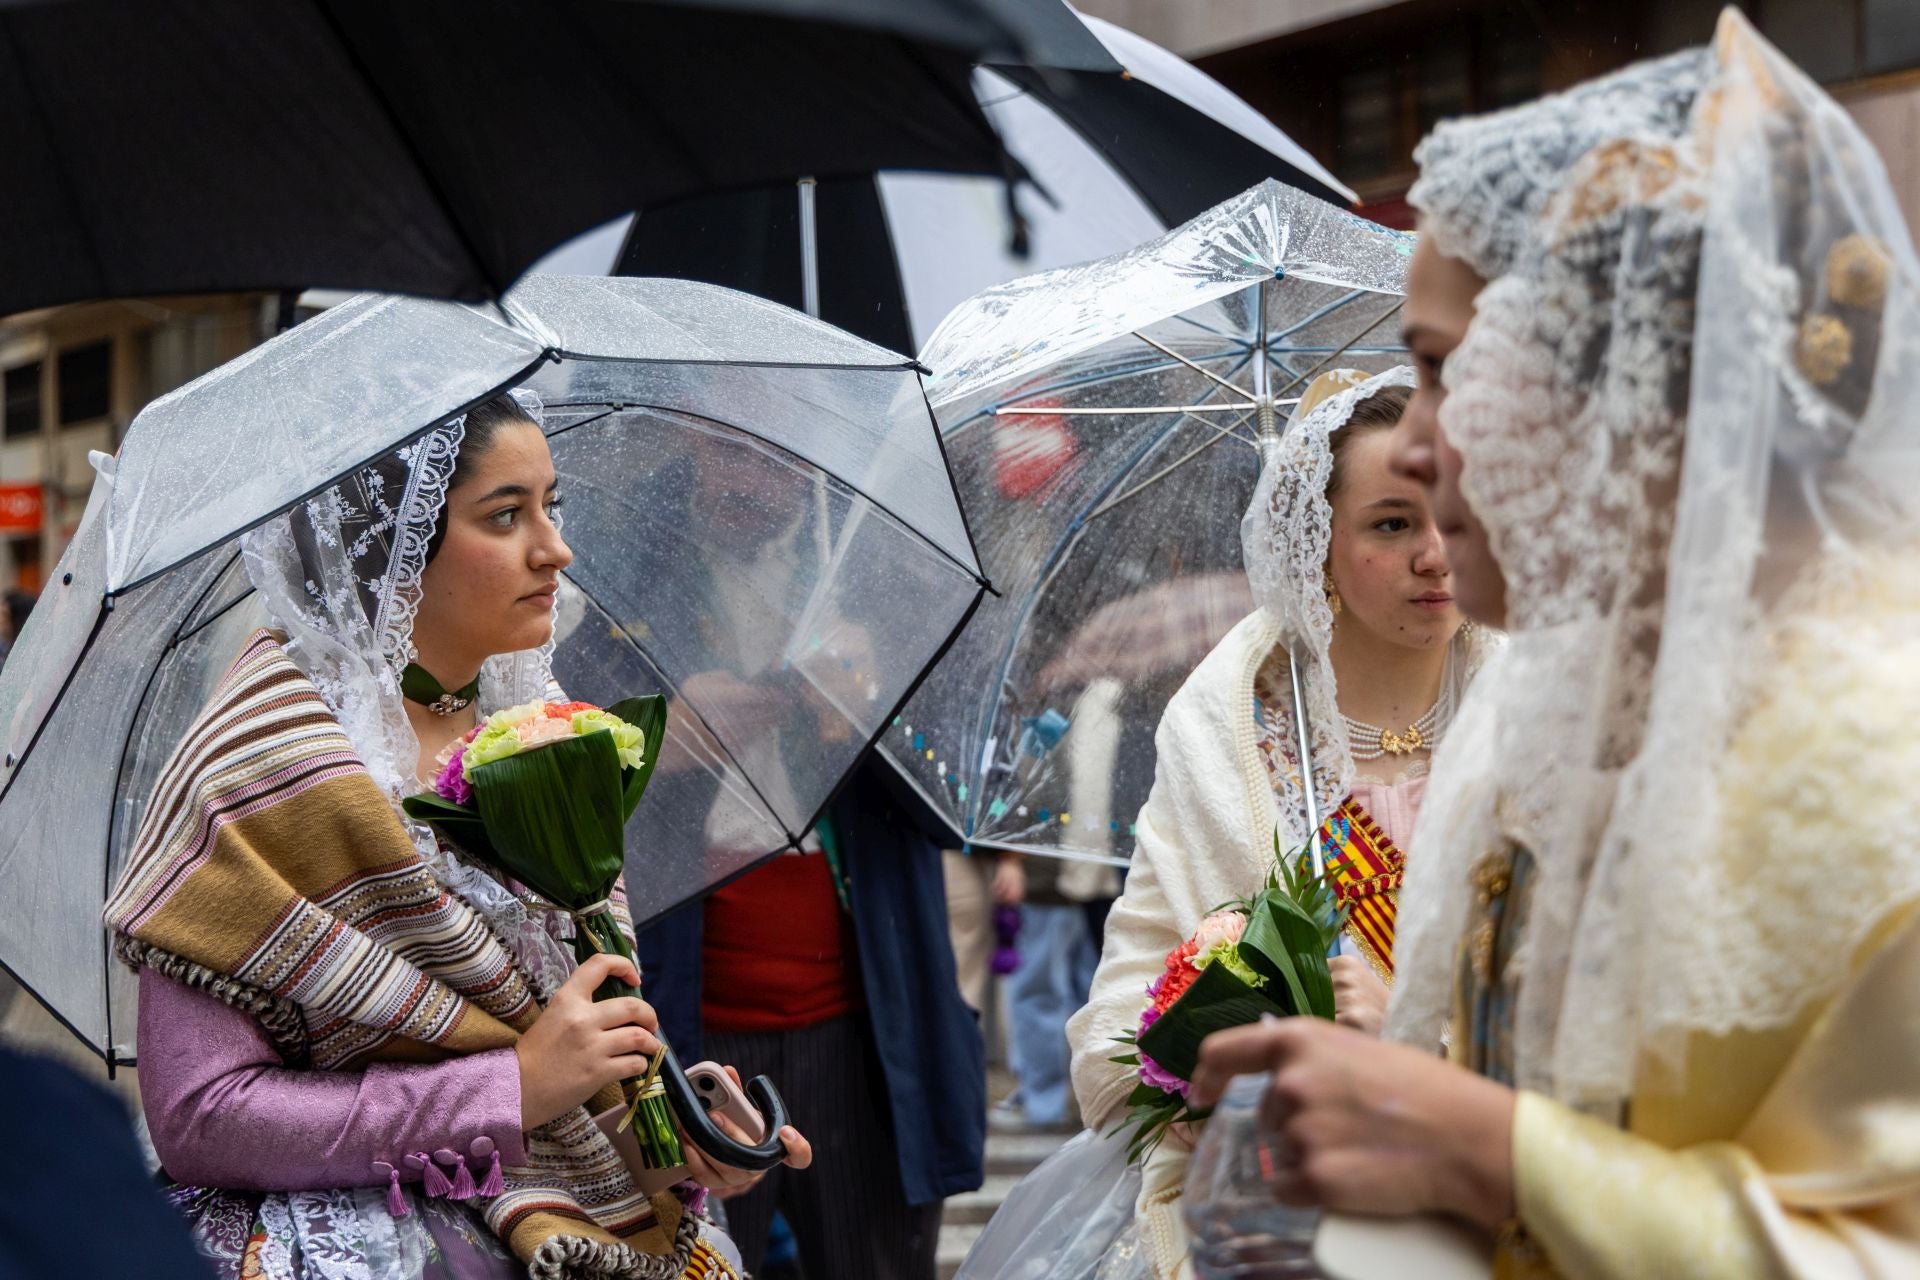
[636,431,986,1280]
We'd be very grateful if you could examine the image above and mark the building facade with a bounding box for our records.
[0,295,272,593]
[1079,0,1920,231]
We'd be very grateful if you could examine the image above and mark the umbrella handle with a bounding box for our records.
[659,1044,792,1172]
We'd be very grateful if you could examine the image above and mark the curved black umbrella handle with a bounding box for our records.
[658,1045,791,1172]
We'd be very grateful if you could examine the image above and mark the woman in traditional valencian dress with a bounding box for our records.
[104,394,809,1279]
[1063,366,1499,1280]
[1193,11,1920,1276]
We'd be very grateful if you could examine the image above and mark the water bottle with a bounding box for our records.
[1182,1073,1321,1278]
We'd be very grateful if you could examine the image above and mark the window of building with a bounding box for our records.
[1336,67,1397,184]
[1864,0,1920,76]
[1485,26,1544,108]
[5,535,41,594]
[57,339,111,426]
[1416,38,1473,141]
[3,362,41,441]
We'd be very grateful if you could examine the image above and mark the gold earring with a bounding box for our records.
[1323,571,1343,619]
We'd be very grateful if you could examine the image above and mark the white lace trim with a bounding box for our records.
[377,424,465,669]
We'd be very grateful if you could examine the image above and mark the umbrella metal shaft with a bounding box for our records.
[797,176,833,567]
[993,402,1257,416]
[798,177,821,320]
[1287,640,1327,878]
[1253,279,1278,441]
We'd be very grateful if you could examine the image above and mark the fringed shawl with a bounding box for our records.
[106,629,728,1279]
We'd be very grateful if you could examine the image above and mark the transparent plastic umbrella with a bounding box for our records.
[0,275,985,1065]
[883,180,1409,865]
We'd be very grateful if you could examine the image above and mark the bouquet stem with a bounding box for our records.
[573,909,687,1169]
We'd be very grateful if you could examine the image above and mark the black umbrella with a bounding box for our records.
[614,12,1351,351]
[0,0,1105,315]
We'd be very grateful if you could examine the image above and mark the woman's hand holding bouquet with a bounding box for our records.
[514,953,663,1130]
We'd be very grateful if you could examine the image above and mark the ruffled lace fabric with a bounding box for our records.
[1387,10,1920,1107]
[176,1182,523,1280]
[1407,48,1710,283]
[1238,366,1494,844]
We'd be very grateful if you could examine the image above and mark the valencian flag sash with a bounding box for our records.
[1318,797,1405,981]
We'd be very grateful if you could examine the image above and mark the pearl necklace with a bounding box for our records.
[1342,684,1454,761]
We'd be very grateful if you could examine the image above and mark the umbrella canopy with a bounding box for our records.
[0,275,985,1063]
[615,13,1353,352]
[0,0,1104,315]
[880,180,1410,864]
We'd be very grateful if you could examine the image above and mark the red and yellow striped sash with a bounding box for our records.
[1319,797,1405,982]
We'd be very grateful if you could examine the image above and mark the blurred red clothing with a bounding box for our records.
[702,850,861,1032]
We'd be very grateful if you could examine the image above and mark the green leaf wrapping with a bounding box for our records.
[605,695,668,823]
[1240,894,1337,1020]
[469,729,626,910]
[399,791,499,861]
[1275,895,1339,1019]
[1134,963,1290,1083]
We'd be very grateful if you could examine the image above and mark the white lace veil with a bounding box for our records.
[1387,9,1920,1106]
[238,389,570,978]
[1239,366,1493,844]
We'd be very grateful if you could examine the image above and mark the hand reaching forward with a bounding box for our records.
[1189,1017,1516,1231]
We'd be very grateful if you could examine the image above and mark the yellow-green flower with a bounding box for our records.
[1195,938,1263,988]
[571,708,647,771]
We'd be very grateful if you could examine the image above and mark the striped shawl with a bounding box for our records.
[105,629,729,1279]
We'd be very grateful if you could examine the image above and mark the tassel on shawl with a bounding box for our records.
[438,1147,476,1200]
[373,1161,408,1218]
[410,1150,454,1198]
[471,1137,505,1198]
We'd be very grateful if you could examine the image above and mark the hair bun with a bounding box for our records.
[1294,368,1374,422]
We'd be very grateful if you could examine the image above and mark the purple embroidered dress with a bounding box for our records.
[139,846,584,1279]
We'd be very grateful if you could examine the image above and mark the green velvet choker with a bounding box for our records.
[400,662,480,715]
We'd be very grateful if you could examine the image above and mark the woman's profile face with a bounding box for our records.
[413,422,573,675]
[1326,427,1461,653]
[1388,236,1508,630]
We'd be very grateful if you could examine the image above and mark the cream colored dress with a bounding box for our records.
[1460,564,1920,1278]
[1067,609,1432,1280]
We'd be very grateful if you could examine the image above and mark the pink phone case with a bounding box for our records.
[592,1060,772,1195]
[684,1059,769,1144]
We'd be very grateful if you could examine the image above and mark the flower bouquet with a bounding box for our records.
[402,696,684,1168]
[1111,833,1347,1160]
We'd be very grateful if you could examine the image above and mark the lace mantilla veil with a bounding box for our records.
[238,388,576,993]
[1385,9,1920,1107]
[1240,365,1496,844]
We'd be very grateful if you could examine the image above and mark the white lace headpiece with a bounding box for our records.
[1387,10,1920,1106]
[239,388,558,820]
[1240,365,1493,843]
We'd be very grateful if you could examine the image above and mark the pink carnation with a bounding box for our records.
[514,716,576,748]
[431,741,473,806]
[1135,1005,1189,1098]
[1192,909,1246,954]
